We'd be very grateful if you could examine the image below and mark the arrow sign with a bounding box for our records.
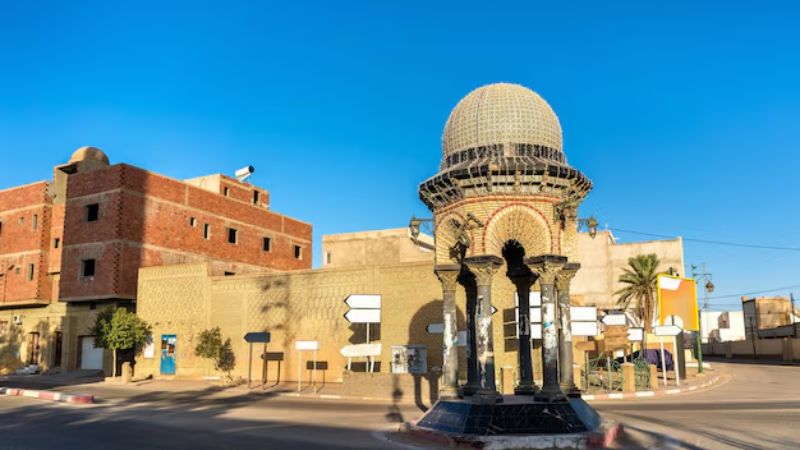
[426,323,444,334]
[602,313,627,326]
[344,309,381,323]
[344,294,381,309]
[627,327,644,342]
[654,325,682,336]
[244,332,271,343]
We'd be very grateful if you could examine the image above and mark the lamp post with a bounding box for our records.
[408,215,434,241]
[576,216,599,239]
[691,264,714,374]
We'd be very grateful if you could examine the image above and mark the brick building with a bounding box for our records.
[0,146,311,374]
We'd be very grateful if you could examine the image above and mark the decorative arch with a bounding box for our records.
[482,204,553,258]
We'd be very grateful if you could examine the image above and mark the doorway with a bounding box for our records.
[160,334,177,375]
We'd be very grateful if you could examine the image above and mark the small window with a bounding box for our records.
[223,271,235,276]
[227,228,238,244]
[27,263,34,281]
[189,217,197,227]
[253,191,260,205]
[223,187,229,196]
[86,204,99,222]
[53,238,60,249]
[325,252,332,265]
[0,221,3,236]
[294,245,302,260]
[262,237,271,252]
[203,224,211,239]
[32,214,38,230]
[81,259,96,278]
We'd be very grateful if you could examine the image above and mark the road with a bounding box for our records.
[0,360,798,449]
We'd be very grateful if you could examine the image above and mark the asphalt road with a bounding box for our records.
[0,360,797,449]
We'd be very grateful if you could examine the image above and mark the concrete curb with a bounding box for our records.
[581,375,722,401]
[0,387,94,405]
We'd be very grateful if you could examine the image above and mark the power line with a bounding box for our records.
[608,227,800,252]
[706,284,800,300]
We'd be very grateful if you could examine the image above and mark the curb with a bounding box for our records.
[0,387,94,405]
[581,375,721,401]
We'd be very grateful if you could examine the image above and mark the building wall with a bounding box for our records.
[60,164,311,303]
[321,228,434,269]
[701,311,746,343]
[572,231,685,309]
[0,182,56,307]
[0,303,67,373]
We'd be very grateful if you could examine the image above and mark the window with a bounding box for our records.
[26,263,34,281]
[325,252,332,265]
[81,259,96,278]
[262,237,271,252]
[227,228,238,244]
[0,221,3,236]
[294,245,302,260]
[253,191,260,205]
[32,214,38,230]
[223,271,235,276]
[189,217,197,227]
[86,204,99,222]
[53,238,60,249]
[223,187,229,196]
[203,224,210,239]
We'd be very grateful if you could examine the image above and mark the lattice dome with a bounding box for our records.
[442,83,562,158]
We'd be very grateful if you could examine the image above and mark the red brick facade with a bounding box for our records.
[0,151,312,306]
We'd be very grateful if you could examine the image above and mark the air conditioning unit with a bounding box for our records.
[12,315,22,325]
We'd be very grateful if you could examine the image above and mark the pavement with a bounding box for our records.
[0,359,797,449]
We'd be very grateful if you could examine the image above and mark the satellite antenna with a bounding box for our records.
[235,165,255,183]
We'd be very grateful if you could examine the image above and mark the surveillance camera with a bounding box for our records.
[235,166,255,179]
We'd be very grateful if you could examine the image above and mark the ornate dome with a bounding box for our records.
[442,83,563,163]
[69,146,109,165]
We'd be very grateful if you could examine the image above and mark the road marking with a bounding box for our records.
[666,389,681,394]
[636,391,655,397]
[607,393,624,399]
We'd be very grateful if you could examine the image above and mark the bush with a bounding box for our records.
[195,327,236,381]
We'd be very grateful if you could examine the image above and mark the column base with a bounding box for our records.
[536,386,567,403]
[561,384,582,398]
[466,388,503,404]
[513,383,539,396]
[438,385,462,400]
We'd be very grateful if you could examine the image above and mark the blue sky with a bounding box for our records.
[1,1,799,310]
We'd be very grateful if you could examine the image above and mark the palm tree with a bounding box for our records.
[615,254,660,333]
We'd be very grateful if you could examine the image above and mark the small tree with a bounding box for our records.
[89,308,152,377]
[195,327,236,381]
[615,253,661,333]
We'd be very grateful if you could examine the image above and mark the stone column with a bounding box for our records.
[507,268,537,395]
[435,265,461,399]
[528,255,567,402]
[556,262,581,397]
[463,255,503,402]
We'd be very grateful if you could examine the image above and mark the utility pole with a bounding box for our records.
[691,264,714,374]
[791,293,797,339]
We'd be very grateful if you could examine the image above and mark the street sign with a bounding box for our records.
[571,321,599,337]
[530,324,543,340]
[340,343,382,357]
[570,307,597,322]
[244,332,271,343]
[627,327,644,342]
[515,291,542,307]
[602,313,627,326]
[426,323,444,334]
[344,309,381,323]
[344,294,381,309]
[295,340,320,351]
[456,330,468,347]
[654,325,682,336]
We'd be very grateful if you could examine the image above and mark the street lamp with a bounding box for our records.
[408,215,434,241]
[691,264,714,374]
[577,216,599,239]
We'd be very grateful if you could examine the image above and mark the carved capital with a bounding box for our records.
[555,263,580,291]
[463,255,503,287]
[527,254,567,286]
[435,265,461,292]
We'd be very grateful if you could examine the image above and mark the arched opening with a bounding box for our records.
[502,240,527,276]
[502,239,538,394]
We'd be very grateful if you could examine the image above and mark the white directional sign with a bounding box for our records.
[515,292,542,307]
[426,323,444,334]
[344,309,381,323]
[344,294,381,309]
[457,330,468,347]
[570,307,598,322]
[530,324,543,339]
[627,327,644,342]
[295,340,320,351]
[340,343,382,357]
[601,313,627,326]
[571,321,599,337]
[654,325,682,336]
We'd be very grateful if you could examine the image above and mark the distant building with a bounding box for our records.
[742,296,800,339]
[700,311,746,343]
[0,147,311,374]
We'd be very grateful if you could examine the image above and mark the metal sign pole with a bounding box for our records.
[248,342,253,389]
[660,336,667,386]
[262,342,267,389]
[297,350,302,392]
[674,335,680,386]
[312,349,318,393]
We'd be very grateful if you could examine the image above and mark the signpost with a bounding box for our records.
[244,332,271,389]
[295,340,320,392]
[654,324,683,386]
[570,306,599,337]
[344,294,381,349]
